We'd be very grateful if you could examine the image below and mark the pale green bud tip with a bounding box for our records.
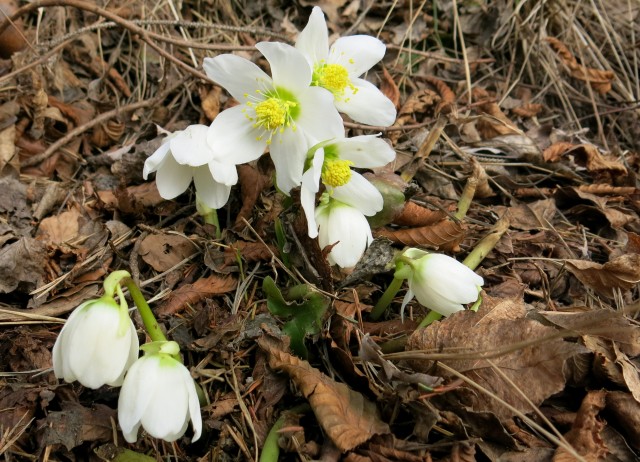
[141,340,181,357]
[103,270,132,297]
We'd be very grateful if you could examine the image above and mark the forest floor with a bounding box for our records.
[0,0,639,461]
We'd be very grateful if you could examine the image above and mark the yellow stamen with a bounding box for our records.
[314,63,351,96]
[254,98,288,130]
[322,159,353,187]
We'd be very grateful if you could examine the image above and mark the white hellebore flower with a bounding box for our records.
[301,135,394,239]
[400,249,484,317]
[143,124,240,209]
[203,42,344,194]
[118,341,202,443]
[52,271,139,389]
[296,6,397,126]
[314,194,374,268]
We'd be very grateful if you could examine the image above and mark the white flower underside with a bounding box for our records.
[316,201,372,267]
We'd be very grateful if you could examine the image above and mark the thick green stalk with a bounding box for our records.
[417,310,443,329]
[371,276,404,320]
[260,405,309,462]
[462,214,510,270]
[203,208,221,240]
[124,279,167,343]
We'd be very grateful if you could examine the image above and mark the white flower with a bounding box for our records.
[203,42,344,194]
[301,135,394,238]
[52,293,139,389]
[143,124,240,209]
[400,249,484,317]
[118,341,202,443]
[296,6,396,126]
[315,195,374,268]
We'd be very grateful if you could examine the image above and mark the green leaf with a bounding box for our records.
[263,277,330,359]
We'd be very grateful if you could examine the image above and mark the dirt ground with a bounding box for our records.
[0,0,639,461]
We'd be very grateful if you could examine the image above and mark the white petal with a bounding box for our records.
[143,143,170,179]
[336,78,396,126]
[208,159,238,186]
[269,128,308,194]
[203,54,271,103]
[331,172,383,216]
[333,135,395,168]
[208,106,266,163]
[409,278,465,317]
[193,166,232,209]
[154,155,193,200]
[296,86,344,141]
[318,202,372,268]
[295,6,329,66]
[329,35,386,77]
[301,151,324,238]
[399,288,414,321]
[118,356,157,442]
[256,42,312,95]
[184,365,203,442]
[170,125,215,167]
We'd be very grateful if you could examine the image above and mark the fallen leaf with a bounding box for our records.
[543,142,627,180]
[139,233,199,272]
[606,391,640,451]
[375,218,465,252]
[391,201,447,227]
[563,254,640,298]
[406,294,585,421]
[0,237,47,294]
[36,209,81,245]
[552,391,608,462]
[258,334,390,452]
[379,66,400,109]
[156,275,237,316]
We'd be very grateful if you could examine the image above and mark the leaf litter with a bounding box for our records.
[0,0,639,461]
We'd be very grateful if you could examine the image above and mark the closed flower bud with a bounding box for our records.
[52,294,139,389]
[399,249,484,317]
[118,341,202,443]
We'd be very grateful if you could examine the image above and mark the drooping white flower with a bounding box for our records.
[301,135,394,238]
[52,272,139,389]
[296,6,397,126]
[143,124,240,209]
[203,42,344,194]
[314,194,374,268]
[118,341,202,443]
[399,249,484,317]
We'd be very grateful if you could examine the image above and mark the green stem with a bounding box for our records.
[124,279,167,343]
[454,162,480,220]
[417,310,443,329]
[259,404,309,462]
[203,208,221,240]
[371,276,404,320]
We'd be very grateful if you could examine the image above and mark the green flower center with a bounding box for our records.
[322,159,353,187]
[244,87,299,144]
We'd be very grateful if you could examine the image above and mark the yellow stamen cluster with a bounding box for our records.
[322,159,353,187]
[316,64,349,94]
[254,98,290,131]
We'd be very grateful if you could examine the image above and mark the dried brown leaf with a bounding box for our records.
[606,391,640,451]
[422,75,456,114]
[40,401,115,451]
[472,87,519,138]
[156,275,237,316]
[375,218,465,252]
[0,237,47,294]
[511,103,543,118]
[406,294,585,421]
[552,391,608,462]
[564,254,640,298]
[234,164,271,230]
[546,37,615,95]
[36,209,81,245]
[258,335,390,452]
[392,201,447,227]
[223,240,278,266]
[379,66,400,109]
[577,184,636,195]
[139,234,199,272]
[543,142,627,178]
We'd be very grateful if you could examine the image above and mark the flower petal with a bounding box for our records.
[329,35,386,77]
[184,364,203,442]
[409,278,465,316]
[318,202,372,268]
[336,78,396,126]
[193,166,232,209]
[203,54,271,103]
[269,127,308,194]
[154,155,193,200]
[207,159,238,186]
[331,172,383,216]
[169,125,215,166]
[208,106,266,162]
[333,135,395,168]
[118,357,156,443]
[295,86,344,142]
[295,6,329,66]
[301,150,325,238]
[143,142,170,179]
[256,42,312,95]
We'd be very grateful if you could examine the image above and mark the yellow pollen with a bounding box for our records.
[322,159,353,187]
[315,64,349,95]
[254,98,289,130]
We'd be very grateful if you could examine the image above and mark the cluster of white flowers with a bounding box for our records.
[52,273,202,443]
[145,7,397,268]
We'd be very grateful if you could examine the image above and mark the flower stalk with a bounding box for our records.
[123,278,167,343]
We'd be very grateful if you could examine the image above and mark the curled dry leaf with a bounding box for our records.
[563,254,640,298]
[546,37,615,95]
[606,391,640,451]
[379,66,400,109]
[156,275,237,316]
[387,88,440,143]
[223,240,278,266]
[552,391,608,462]
[392,201,446,227]
[543,142,627,178]
[375,217,465,252]
[257,335,390,452]
[472,87,519,138]
[234,164,271,230]
[421,75,456,114]
[406,294,585,421]
[511,102,543,118]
